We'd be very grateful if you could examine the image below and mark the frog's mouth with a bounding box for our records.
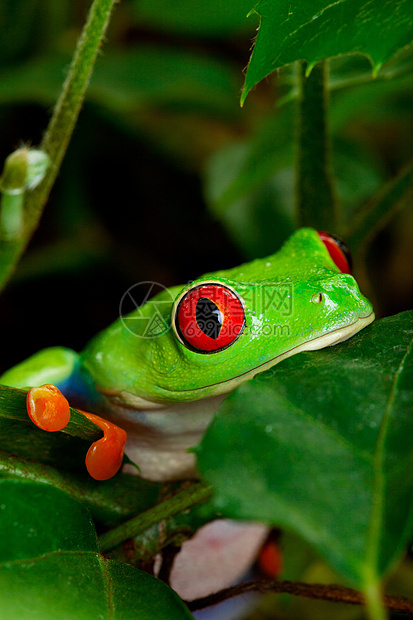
[178,310,375,396]
[99,311,374,409]
[296,311,375,350]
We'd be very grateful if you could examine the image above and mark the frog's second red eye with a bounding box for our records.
[173,283,246,353]
[317,231,352,274]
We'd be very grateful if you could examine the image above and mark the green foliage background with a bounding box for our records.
[0,0,412,375]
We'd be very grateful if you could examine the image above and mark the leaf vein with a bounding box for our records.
[284,0,355,42]
[365,334,413,581]
[269,389,373,464]
[98,553,114,619]
[0,548,100,569]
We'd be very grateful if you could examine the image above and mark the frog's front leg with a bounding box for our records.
[1,347,127,480]
[0,347,79,391]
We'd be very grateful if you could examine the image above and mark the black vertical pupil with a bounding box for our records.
[196,297,223,339]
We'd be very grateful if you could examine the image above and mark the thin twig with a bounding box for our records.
[158,544,182,585]
[186,578,413,615]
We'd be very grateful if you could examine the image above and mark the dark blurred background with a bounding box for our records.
[0,0,412,373]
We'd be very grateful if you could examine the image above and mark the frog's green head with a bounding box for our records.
[82,228,374,407]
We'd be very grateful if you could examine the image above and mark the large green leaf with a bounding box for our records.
[196,311,413,593]
[0,480,193,619]
[242,0,413,103]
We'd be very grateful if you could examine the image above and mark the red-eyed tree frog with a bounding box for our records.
[0,227,374,602]
[1,228,373,481]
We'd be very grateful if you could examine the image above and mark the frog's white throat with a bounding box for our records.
[106,393,227,481]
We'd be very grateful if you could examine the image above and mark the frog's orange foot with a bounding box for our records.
[81,411,127,481]
[26,384,127,481]
[27,384,70,432]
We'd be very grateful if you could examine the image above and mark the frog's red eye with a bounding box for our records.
[317,231,352,274]
[173,283,246,353]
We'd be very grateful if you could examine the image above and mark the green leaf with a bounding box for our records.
[0,479,98,560]
[0,0,68,66]
[0,479,193,619]
[205,149,295,258]
[90,46,241,114]
[132,0,257,37]
[196,311,413,592]
[242,0,413,103]
[0,47,241,115]
[329,69,413,135]
[0,453,162,528]
[345,158,413,257]
[204,102,296,210]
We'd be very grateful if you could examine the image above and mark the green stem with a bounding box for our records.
[0,192,24,239]
[0,0,119,292]
[364,582,387,620]
[99,482,213,553]
[296,60,338,230]
[344,158,413,258]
